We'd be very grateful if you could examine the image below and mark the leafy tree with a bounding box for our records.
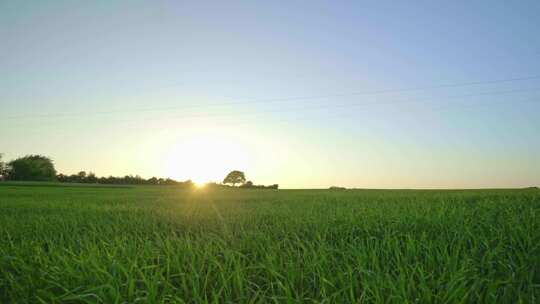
[86,172,98,183]
[223,170,246,187]
[0,153,5,179]
[56,173,67,182]
[78,171,87,179]
[7,155,57,181]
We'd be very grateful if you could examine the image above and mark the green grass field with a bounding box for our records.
[1,184,539,303]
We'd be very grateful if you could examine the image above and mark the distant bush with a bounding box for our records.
[239,181,279,190]
[329,186,347,190]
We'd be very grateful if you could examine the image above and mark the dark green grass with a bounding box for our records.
[1,184,539,303]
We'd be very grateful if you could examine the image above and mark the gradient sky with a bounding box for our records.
[2,1,540,188]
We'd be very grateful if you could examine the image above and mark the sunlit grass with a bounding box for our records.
[0,185,539,303]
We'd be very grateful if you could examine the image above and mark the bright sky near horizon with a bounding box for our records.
[1,1,540,188]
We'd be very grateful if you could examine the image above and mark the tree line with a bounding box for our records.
[0,154,278,189]
[56,171,193,186]
[0,154,193,186]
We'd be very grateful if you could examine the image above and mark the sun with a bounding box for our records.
[162,133,253,184]
[193,181,206,189]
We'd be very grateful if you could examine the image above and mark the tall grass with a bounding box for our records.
[1,185,539,303]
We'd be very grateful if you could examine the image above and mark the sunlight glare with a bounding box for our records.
[163,133,254,184]
[193,181,206,189]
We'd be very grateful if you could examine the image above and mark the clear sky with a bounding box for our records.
[2,0,540,188]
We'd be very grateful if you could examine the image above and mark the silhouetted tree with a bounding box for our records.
[86,172,98,183]
[223,170,246,187]
[78,171,87,180]
[7,155,57,181]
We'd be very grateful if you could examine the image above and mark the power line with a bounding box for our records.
[229,75,540,103]
[12,96,538,137]
[108,87,540,125]
[4,75,540,121]
[5,86,539,130]
[226,97,540,128]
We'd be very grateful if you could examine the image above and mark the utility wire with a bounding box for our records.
[5,86,539,130]
[226,97,540,128]
[4,75,540,121]
[13,96,538,136]
[107,87,540,125]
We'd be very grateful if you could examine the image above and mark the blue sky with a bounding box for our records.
[1,0,539,188]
